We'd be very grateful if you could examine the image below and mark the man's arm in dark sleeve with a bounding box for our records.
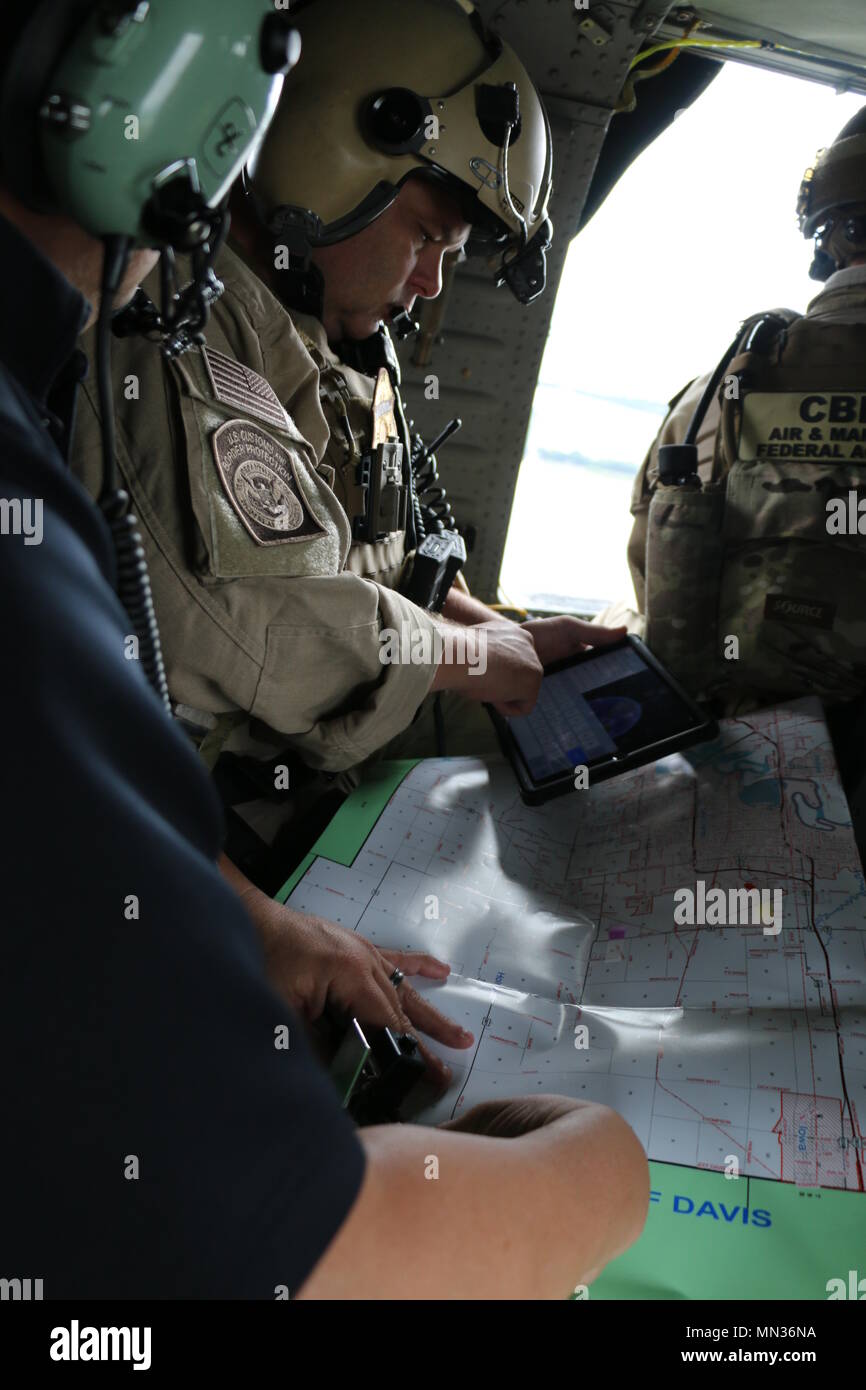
[0,408,364,1299]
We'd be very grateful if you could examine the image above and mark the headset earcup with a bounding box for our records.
[0,0,91,212]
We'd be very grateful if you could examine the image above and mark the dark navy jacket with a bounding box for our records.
[0,214,363,1298]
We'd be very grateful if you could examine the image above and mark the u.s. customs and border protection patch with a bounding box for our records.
[211,419,327,546]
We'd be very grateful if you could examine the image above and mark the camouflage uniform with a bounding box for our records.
[609,265,866,714]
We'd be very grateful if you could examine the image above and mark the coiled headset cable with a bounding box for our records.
[96,236,171,712]
[410,417,462,539]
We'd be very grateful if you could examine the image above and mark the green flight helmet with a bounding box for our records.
[245,0,554,303]
[0,0,299,248]
[797,104,866,279]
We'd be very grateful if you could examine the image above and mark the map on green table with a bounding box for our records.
[277,697,866,1300]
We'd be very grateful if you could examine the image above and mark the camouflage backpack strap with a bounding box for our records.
[717,308,802,479]
[715,304,866,481]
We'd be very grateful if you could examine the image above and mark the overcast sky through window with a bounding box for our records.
[499,60,866,615]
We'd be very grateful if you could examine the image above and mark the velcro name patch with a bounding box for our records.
[764,593,836,630]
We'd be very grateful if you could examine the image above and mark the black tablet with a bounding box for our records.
[488,635,718,805]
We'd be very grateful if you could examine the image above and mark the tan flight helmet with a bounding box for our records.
[797,104,866,280]
[245,0,553,303]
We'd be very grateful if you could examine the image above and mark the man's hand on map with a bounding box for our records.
[261,909,473,1088]
[219,855,472,1089]
[522,616,627,669]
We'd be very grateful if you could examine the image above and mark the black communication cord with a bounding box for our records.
[683,329,745,448]
[97,235,172,713]
[387,363,421,552]
[411,417,462,538]
[112,210,229,358]
[660,313,800,486]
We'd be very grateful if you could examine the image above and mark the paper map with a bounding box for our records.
[280,697,866,1297]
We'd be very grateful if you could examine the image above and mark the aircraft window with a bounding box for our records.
[499,62,866,619]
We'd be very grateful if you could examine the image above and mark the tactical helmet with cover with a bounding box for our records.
[245,0,553,303]
[798,104,866,280]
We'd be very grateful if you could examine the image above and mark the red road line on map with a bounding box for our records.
[653,1051,777,1178]
[736,710,864,1191]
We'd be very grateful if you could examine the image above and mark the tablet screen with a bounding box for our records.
[507,644,701,783]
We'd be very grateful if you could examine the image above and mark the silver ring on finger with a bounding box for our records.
[389,967,405,990]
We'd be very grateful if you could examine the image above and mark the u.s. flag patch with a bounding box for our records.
[203,346,291,433]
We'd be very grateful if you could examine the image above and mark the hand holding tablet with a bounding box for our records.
[488,635,719,804]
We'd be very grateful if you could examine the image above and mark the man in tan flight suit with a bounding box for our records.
[70,0,624,1081]
[74,250,450,775]
[226,0,585,769]
[73,0,623,830]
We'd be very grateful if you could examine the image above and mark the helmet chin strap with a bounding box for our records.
[269,249,327,319]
